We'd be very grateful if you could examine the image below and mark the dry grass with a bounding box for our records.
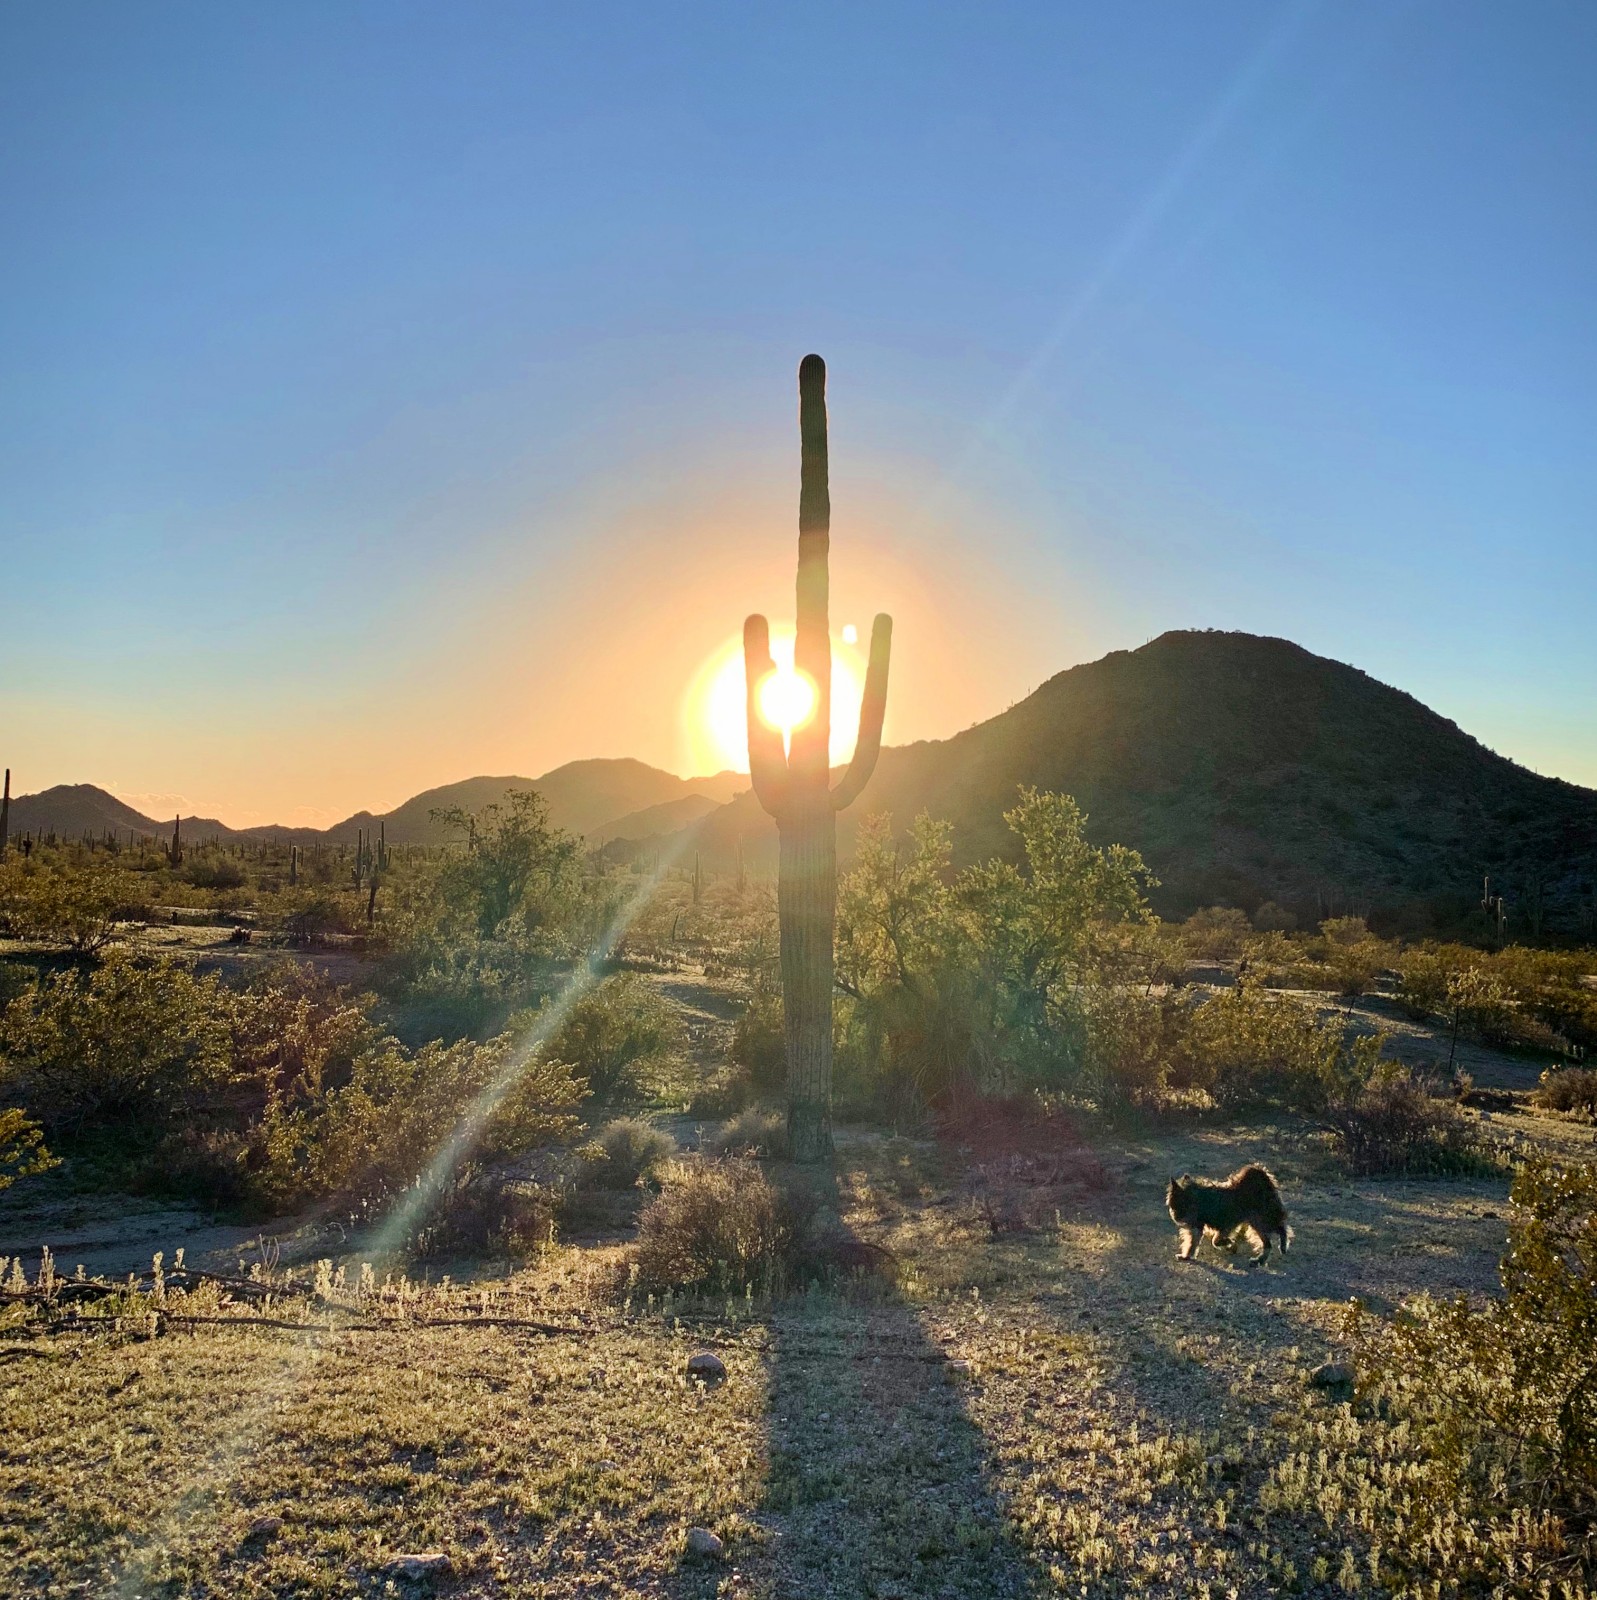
[2,1101,1594,1597]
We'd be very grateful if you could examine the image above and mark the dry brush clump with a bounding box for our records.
[586,1116,678,1190]
[1534,1065,1597,1121]
[632,1157,879,1297]
[705,1106,790,1160]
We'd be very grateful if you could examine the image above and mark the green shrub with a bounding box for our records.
[266,1032,584,1212]
[1181,905,1252,960]
[634,1158,829,1295]
[538,972,682,1104]
[588,1117,677,1190]
[706,1107,789,1160]
[0,952,235,1134]
[1175,979,1379,1113]
[685,1064,752,1118]
[1326,1063,1507,1177]
[0,953,587,1215]
[0,860,143,952]
[729,991,785,1093]
[382,789,587,1001]
[0,1107,55,1191]
[1337,1159,1597,1592]
[1535,1065,1597,1120]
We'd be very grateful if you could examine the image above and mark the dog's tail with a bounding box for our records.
[1278,1223,1293,1255]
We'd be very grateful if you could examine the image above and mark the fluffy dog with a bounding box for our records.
[1166,1164,1290,1263]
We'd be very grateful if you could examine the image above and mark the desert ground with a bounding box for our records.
[3,953,1591,1600]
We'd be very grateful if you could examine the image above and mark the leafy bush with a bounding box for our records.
[538,972,682,1104]
[634,1158,834,1295]
[0,952,236,1134]
[383,790,586,1001]
[1396,942,1597,1055]
[0,954,586,1215]
[835,793,1154,1116]
[1325,1063,1507,1177]
[1181,905,1252,960]
[0,859,143,951]
[729,991,785,1093]
[268,1032,584,1212]
[0,1107,55,1191]
[1174,979,1380,1113]
[587,1117,677,1190]
[1535,1066,1597,1120]
[1335,1160,1597,1592]
[706,1107,790,1160]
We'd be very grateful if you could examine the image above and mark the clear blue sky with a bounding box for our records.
[2,2,1592,823]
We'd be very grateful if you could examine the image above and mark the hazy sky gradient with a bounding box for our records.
[2,3,1592,824]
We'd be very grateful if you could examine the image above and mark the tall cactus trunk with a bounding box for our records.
[745,356,892,1164]
[0,768,9,859]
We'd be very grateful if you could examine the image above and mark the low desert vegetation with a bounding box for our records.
[2,785,1595,1595]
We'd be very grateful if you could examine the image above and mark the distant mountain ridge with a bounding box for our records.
[12,632,1594,936]
[6,761,745,850]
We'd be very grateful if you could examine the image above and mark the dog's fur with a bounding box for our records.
[1166,1164,1290,1263]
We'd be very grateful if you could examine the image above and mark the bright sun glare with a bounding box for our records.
[687,629,866,772]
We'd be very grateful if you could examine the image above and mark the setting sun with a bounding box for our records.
[685,629,866,772]
[757,662,818,735]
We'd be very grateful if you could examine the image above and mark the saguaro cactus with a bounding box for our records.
[0,768,9,858]
[744,355,892,1163]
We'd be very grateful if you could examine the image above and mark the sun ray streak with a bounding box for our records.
[99,839,691,1595]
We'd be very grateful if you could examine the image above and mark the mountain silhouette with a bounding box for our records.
[683,631,1597,936]
[5,761,744,851]
[11,633,1593,936]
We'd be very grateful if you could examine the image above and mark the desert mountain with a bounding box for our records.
[4,761,744,850]
[323,760,743,844]
[11,633,1593,935]
[682,631,1597,936]
[3,784,236,844]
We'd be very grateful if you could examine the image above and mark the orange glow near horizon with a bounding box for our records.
[687,627,867,773]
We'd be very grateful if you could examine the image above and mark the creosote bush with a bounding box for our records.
[0,1107,55,1191]
[0,953,585,1214]
[536,971,684,1105]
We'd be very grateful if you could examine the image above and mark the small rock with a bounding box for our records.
[378,1552,452,1582]
[685,1527,724,1561]
[245,1516,283,1541]
[596,1459,619,1472]
[686,1350,726,1386]
[947,1359,974,1380]
[1309,1362,1355,1389]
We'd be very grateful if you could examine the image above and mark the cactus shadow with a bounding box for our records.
[727,1169,1041,1600]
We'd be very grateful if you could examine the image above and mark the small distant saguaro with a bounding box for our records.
[744,355,892,1163]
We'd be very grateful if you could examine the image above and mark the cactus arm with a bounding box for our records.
[743,612,789,816]
[831,612,893,812]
